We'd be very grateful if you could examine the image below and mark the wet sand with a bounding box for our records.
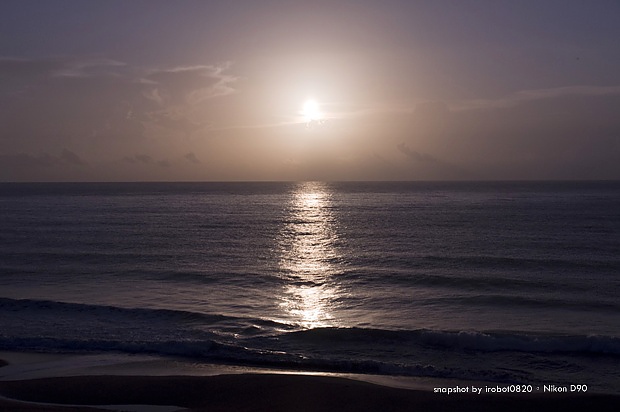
[1,358,618,411]
[1,373,619,411]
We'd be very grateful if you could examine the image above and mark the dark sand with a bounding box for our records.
[0,374,619,412]
[1,359,619,411]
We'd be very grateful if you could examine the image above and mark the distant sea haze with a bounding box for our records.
[1,181,619,393]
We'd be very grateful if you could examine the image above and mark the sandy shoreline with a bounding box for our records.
[1,374,619,412]
[1,356,618,411]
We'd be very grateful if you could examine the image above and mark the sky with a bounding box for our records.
[1,0,619,181]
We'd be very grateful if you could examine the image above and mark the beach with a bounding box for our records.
[1,182,619,407]
[1,356,619,411]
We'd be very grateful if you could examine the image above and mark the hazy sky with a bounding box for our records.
[1,0,619,181]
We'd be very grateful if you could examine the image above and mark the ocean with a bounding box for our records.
[1,181,619,393]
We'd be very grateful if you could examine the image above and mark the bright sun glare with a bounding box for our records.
[302,99,322,122]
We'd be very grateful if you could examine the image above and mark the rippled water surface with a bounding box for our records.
[1,181,619,392]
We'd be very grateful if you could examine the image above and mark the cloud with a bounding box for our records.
[396,143,440,163]
[60,149,87,165]
[147,109,207,135]
[144,63,237,106]
[0,149,88,181]
[0,57,62,98]
[2,53,618,181]
[123,154,154,164]
[0,59,147,151]
[395,142,470,180]
[413,101,450,118]
[184,152,201,164]
[0,150,86,168]
[399,92,620,179]
[456,85,620,111]
[51,58,127,78]
[122,154,170,168]
[0,56,238,153]
[0,153,55,169]
[0,57,130,94]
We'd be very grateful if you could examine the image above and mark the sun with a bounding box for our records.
[301,99,322,122]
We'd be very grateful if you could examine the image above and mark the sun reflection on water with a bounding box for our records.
[277,182,342,329]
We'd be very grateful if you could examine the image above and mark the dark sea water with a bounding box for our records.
[1,181,619,393]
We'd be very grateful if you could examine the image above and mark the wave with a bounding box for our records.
[0,335,522,384]
[341,270,589,293]
[2,296,619,390]
[0,297,290,335]
[281,327,620,356]
[416,329,620,355]
[350,254,620,274]
[439,294,620,311]
[1,330,616,386]
[2,297,618,357]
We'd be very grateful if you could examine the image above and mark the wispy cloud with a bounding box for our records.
[144,62,237,106]
[147,109,208,135]
[51,58,127,78]
[455,85,620,111]
[396,143,440,163]
[0,55,239,148]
